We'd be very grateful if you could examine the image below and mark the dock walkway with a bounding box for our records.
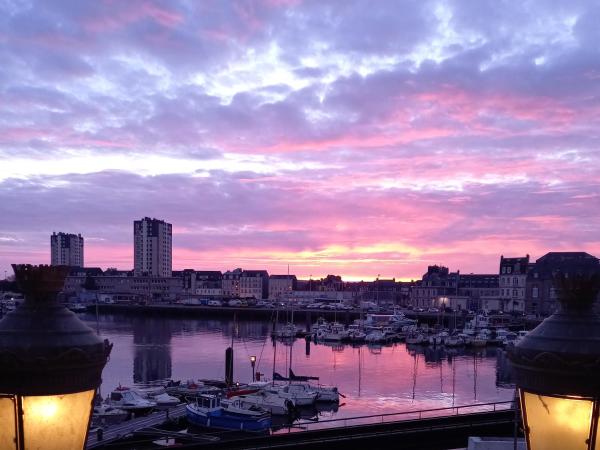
[86,404,187,449]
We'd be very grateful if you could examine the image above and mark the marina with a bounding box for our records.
[81,310,516,447]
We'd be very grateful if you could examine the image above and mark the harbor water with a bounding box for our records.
[83,313,515,425]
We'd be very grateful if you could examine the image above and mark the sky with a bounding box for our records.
[1,0,599,281]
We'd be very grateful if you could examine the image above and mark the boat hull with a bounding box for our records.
[186,405,271,432]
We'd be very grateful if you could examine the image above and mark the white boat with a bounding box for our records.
[107,387,156,415]
[303,384,339,402]
[511,330,529,346]
[346,324,366,342]
[261,383,318,406]
[273,323,298,339]
[227,391,295,415]
[463,314,491,336]
[311,317,329,333]
[365,330,386,343]
[152,392,181,408]
[445,334,464,347]
[316,322,349,341]
[405,332,426,345]
[429,331,449,346]
[471,332,488,347]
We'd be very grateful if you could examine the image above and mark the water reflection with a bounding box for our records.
[133,317,172,384]
[84,313,515,421]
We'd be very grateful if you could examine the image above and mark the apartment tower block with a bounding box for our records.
[51,232,84,267]
[134,217,172,277]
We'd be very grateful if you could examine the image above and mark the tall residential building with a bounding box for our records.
[134,217,172,277]
[51,232,84,267]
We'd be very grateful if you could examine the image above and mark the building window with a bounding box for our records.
[532,286,538,298]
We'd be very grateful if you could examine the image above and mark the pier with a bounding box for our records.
[86,404,188,449]
[88,401,518,449]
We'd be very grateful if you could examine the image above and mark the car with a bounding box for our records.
[228,300,242,307]
[207,300,222,307]
[306,303,322,309]
[415,307,425,312]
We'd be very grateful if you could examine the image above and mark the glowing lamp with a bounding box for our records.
[508,273,600,450]
[0,265,112,450]
[250,355,257,381]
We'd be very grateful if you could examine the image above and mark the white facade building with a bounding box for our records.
[134,217,172,277]
[499,255,529,313]
[51,232,84,267]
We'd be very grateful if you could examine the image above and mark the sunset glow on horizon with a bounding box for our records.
[1,0,599,279]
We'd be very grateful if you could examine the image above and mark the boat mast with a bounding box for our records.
[272,308,279,385]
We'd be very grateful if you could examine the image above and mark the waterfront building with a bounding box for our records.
[61,268,184,302]
[499,255,529,313]
[240,270,269,299]
[268,274,297,299]
[178,269,222,294]
[222,268,242,297]
[133,217,172,277]
[410,266,459,309]
[51,232,84,267]
[458,274,501,312]
[525,252,600,315]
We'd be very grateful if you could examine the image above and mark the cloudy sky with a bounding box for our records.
[1,0,599,280]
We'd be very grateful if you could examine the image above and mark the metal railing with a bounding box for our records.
[275,400,514,434]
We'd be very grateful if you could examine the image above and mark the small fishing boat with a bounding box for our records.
[186,395,271,432]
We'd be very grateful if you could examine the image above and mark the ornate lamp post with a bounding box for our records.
[508,273,600,450]
[0,264,112,450]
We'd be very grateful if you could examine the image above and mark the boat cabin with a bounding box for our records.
[110,389,144,404]
[197,395,221,410]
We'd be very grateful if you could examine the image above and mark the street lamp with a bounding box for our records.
[508,273,600,450]
[0,264,112,450]
[250,355,257,382]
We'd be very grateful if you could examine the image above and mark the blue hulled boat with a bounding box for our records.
[186,394,271,432]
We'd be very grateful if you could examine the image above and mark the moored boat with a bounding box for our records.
[226,391,295,415]
[186,395,271,432]
[107,387,156,415]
